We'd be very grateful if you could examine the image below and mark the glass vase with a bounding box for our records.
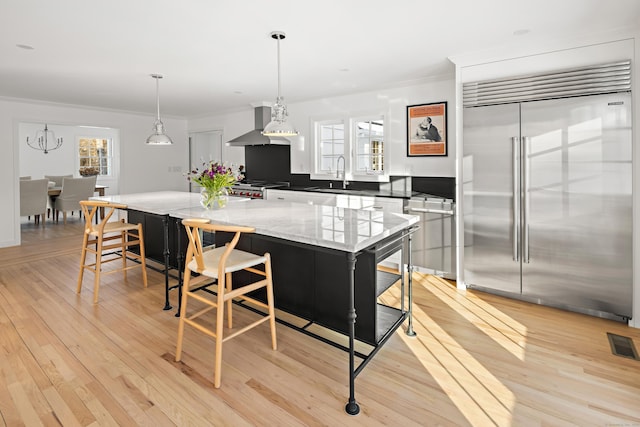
[200,187,229,209]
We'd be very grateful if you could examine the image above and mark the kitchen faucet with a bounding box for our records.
[336,155,348,189]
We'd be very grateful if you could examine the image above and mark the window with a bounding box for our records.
[318,121,345,174]
[354,118,384,174]
[313,113,386,181]
[78,138,112,176]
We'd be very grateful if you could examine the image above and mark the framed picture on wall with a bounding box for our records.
[407,101,447,156]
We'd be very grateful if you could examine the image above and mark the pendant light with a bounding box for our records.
[262,31,299,137]
[26,123,63,154]
[146,74,173,145]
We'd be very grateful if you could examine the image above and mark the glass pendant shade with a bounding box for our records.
[146,119,172,145]
[262,31,298,137]
[146,74,173,145]
[262,96,298,136]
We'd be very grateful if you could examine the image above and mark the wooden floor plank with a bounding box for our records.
[0,219,639,426]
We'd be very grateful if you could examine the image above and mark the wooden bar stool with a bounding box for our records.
[175,218,277,388]
[77,200,148,303]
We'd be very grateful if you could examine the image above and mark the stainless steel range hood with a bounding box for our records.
[227,106,290,146]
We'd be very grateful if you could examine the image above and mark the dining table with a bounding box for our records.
[48,184,108,219]
[47,184,107,198]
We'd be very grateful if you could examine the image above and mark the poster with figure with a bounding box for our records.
[407,102,447,156]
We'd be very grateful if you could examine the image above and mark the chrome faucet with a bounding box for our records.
[336,155,348,189]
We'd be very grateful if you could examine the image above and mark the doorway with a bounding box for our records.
[188,130,223,193]
[19,122,120,235]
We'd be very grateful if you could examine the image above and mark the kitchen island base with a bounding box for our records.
[215,227,416,414]
[92,193,419,414]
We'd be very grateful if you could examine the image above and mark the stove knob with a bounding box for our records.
[254,192,261,198]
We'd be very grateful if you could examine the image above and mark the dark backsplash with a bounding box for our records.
[244,145,291,183]
[244,145,455,200]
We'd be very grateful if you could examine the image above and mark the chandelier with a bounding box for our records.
[27,123,63,154]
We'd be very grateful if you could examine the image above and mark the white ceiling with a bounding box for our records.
[1,0,638,118]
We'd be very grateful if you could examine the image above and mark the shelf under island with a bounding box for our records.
[92,191,419,415]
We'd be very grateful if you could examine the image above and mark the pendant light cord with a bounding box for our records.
[156,76,161,121]
[276,35,282,100]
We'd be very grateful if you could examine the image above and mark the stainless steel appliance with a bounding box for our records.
[463,90,632,320]
[406,196,456,279]
[226,106,292,146]
[230,181,286,199]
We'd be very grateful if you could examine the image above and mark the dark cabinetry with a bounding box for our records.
[128,210,189,270]
[216,231,404,346]
[127,208,406,346]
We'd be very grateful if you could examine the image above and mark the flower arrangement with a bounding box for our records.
[186,161,244,208]
[79,166,100,176]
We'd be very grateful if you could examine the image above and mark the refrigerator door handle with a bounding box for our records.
[512,136,520,262]
[522,136,530,263]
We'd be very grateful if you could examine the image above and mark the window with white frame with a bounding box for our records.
[313,114,385,180]
[78,138,112,176]
[318,121,345,175]
[354,117,384,174]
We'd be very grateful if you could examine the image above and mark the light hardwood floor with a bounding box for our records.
[1,217,639,426]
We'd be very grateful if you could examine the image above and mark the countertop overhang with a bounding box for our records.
[93,191,419,253]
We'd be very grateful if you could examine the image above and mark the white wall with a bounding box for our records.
[188,110,252,168]
[189,77,457,179]
[2,98,189,247]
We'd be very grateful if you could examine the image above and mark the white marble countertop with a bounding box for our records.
[94,191,418,253]
[93,191,204,215]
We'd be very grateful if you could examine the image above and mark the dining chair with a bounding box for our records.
[77,200,148,304]
[45,174,73,218]
[44,174,73,186]
[175,218,277,388]
[19,178,49,226]
[53,176,97,224]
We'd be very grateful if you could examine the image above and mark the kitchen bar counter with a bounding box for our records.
[97,191,418,252]
[171,199,417,253]
[94,191,419,414]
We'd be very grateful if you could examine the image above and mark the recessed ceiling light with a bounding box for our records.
[234,90,243,95]
[513,29,530,36]
[16,44,34,50]
[339,68,350,72]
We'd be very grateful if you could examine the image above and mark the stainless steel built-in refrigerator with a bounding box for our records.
[463,88,632,320]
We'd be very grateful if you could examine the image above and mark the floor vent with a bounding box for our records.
[607,333,640,360]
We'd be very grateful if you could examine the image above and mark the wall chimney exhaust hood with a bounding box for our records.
[227,106,291,146]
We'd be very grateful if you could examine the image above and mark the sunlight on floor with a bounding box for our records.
[418,275,527,361]
[380,275,525,427]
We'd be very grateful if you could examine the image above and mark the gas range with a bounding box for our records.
[230,181,288,199]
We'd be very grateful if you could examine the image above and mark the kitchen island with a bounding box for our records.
[93,191,419,414]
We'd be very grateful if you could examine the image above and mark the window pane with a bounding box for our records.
[333,141,344,156]
[321,141,334,156]
[332,125,344,140]
[78,137,112,176]
[321,157,333,172]
[321,125,333,139]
